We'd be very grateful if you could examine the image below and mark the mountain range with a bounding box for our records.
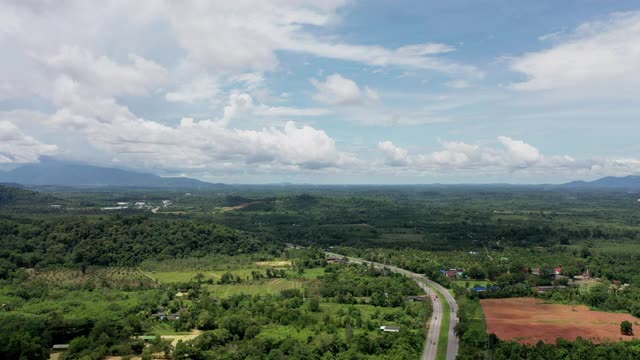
[562,175,640,190]
[0,160,223,188]
[1,159,639,189]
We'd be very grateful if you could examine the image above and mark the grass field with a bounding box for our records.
[256,324,315,341]
[140,257,324,285]
[454,280,494,289]
[145,266,325,285]
[205,278,305,297]
[295,267,325,279]
[143,270,210,283]
[457,296,488,349]
[151,323,193,335]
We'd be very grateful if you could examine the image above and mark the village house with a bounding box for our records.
[326,257,347,264]
[471,285,502,293]
[574,269,591,280]
[441,268,464,278]
[405,295,428,302]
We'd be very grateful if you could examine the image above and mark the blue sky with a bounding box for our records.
[1,1,639,184]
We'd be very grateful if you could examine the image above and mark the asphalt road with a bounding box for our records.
[417,280,441,360]
[325,252,459,360]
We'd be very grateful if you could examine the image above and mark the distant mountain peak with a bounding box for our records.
[563,175,640,190]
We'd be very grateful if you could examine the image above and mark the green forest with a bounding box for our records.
[2,184,640,359]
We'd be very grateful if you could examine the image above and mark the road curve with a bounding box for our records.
[325,252,459,360]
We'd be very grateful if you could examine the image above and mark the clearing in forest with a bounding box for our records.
[221,201,263,211]
[255,260,292,267]
[481,297,640,344]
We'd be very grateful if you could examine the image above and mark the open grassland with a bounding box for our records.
[221,201,264,211]
[151,323,193,335]
[454,280,494,289]
[255,260,292,267]
[139,254,281,272]
[205,278,305,297]
[146,265,323,284]
[459,297,487,334]
[481,297,640,344]
[142,270,209,283]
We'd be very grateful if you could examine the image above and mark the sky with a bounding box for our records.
[1,0,639,184]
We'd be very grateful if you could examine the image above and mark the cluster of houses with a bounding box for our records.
[100,200,172,211]
[530,266,567,277]
[151,305,186,321]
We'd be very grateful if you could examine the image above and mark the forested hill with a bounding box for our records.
[0,160,223,188]
[0,215,280,274]
[0,185,59,206]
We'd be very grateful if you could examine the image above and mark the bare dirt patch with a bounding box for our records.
[255,260,292,267]
[161,329,203,347]
[481,297,640,344]
[222,201,263,212]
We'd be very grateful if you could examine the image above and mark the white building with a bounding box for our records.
[379,326,400,333]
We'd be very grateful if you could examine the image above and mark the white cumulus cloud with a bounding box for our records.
[0,121,57,164]
[312,74,379,106]
[510,11,640,91]
[378,136,640,179]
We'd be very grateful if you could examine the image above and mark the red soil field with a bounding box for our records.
[481,297,640,344]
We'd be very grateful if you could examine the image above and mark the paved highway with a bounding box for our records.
[325,252,459,360]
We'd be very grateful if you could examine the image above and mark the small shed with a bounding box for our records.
[379,326,401,333]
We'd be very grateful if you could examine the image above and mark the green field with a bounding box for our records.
[142,262,323,284]
[151,323,193,335]
[205,278,304,297]
[454,280,494,289]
